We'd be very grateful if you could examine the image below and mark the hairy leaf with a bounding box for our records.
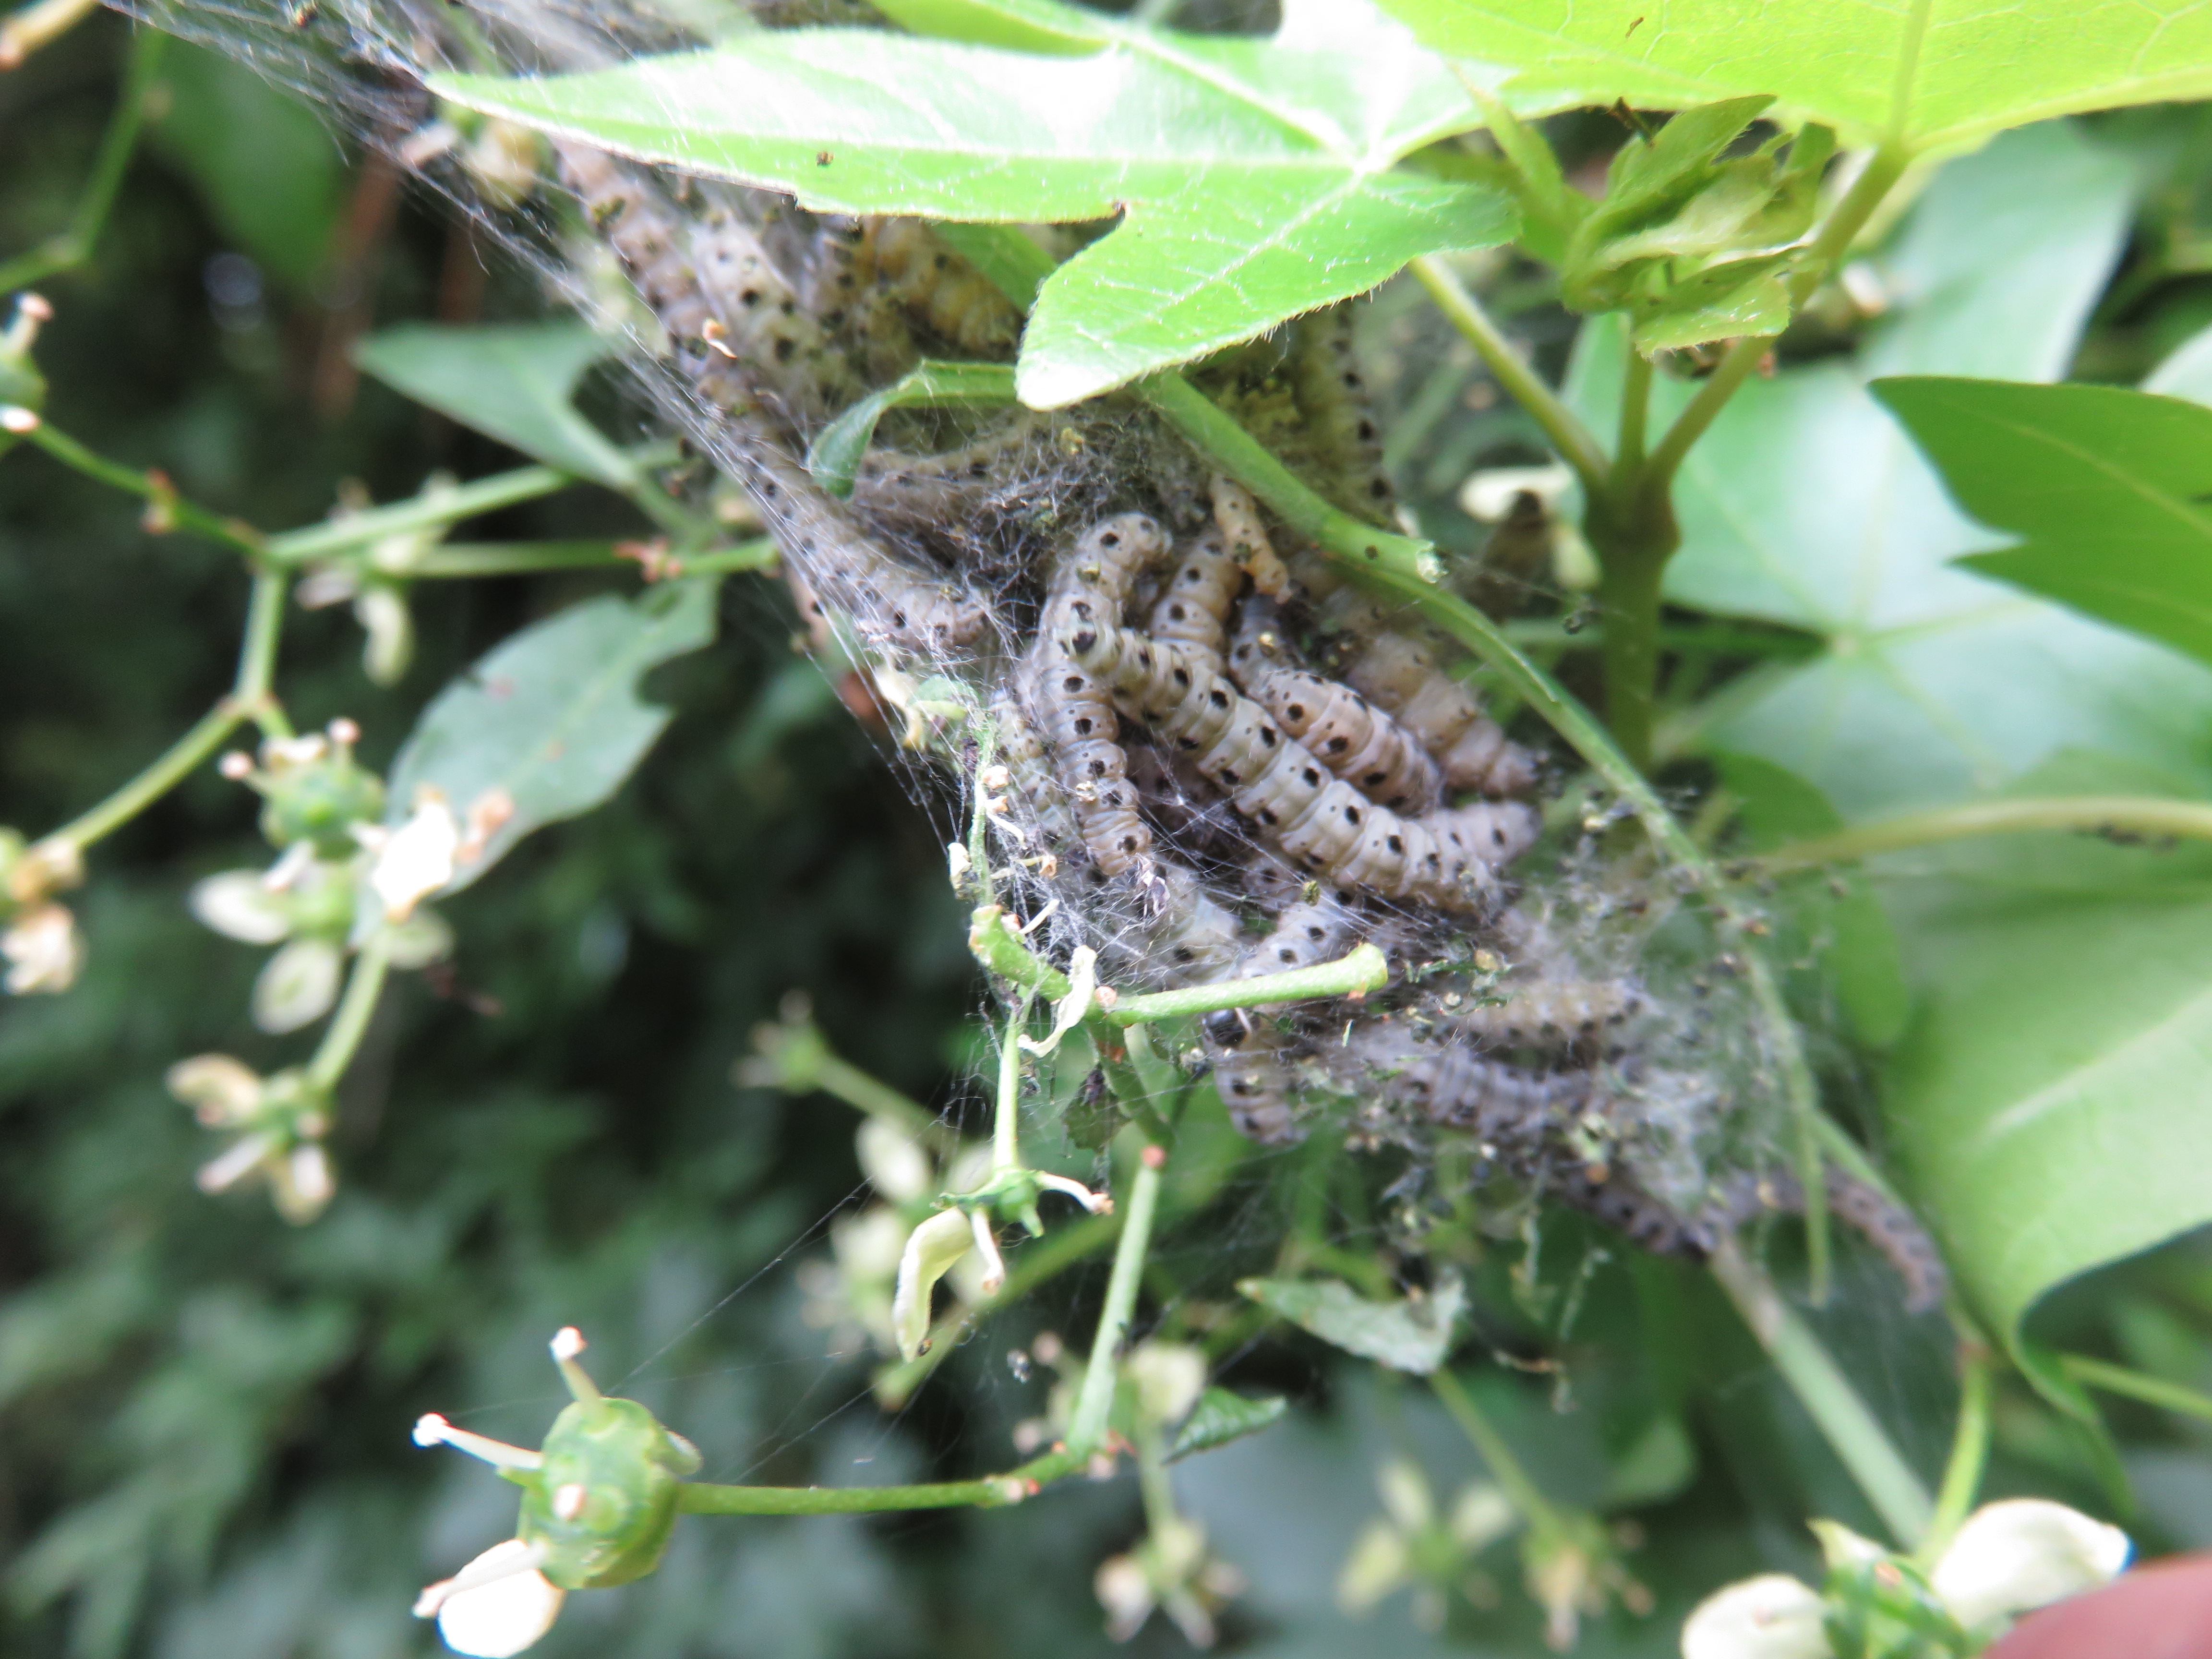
[430,0,1515,407]
[1168,1388,1290,1462]
[805,361,1017,497]
[1239,1273,1464,1374]
[387,581,718,894]
[1875,378,2212,671]
[1379,0,2212,156]
[354,323,634,490]
[1573,123,2211,818]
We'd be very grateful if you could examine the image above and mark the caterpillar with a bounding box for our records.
[1288,310,1395,524]
[1244,667,1444,815]
[986,688,1077,853]
[1336,629,1539,797]
[1066,623,1530,912]
[1357,1034,1595,1139]
[557,144,989,654]
[857,217,1022,358]
[1144,528,1243,667]
[1030,514,1170,881]
[1707,1169,1949,1314]
[1139,862,1246,984]
[1210,475,1290,599]
[1454,978,1646,1052]
[1226,591,1293,687]
[1201,898,1358,1145]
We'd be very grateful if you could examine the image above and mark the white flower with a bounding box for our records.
[253,937,346,1033]
[1680,1573,1832,1659]
[1930,1498,2130,1630]
[1336,1518,1412,1614]
[417,1539,565,1658]
[366,791,460,920]
[891,1207,976,1362]
[2,901,82,994]
[167,1054,265,1126]
[855,1118,934,1204]
[1459,461,1573,523]
[1125,1340,1207,1429]
[190,870,293,943]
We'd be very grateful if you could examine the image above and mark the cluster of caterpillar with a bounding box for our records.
[431,84,1951,1310]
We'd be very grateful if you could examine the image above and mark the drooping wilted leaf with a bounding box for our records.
[386,581,718,894]
[1378,0,2212,157]
[430,0,1516,408]
[1875,377,2212,672]
[354,323,635,489]
[1239,1273,1464,1374]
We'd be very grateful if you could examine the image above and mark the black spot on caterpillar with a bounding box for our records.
[1289,310,1396,525]
[1210,475,1289,598]
[1140,861,1245,984]
[1337,628,1539,797]
[1246,667,1443,814]
[1709,1168,1950,1314]
[1202,1007,1303,1146]
[1030,514,1169,880]
[1358,1035,1595,1137]
[1453,978,1646,1053]
[1144,528,1243,668]
[987,688,1078,853]
[1070,625,1529,912]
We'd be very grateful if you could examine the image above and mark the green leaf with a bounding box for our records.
[804,361,1018,497]
[871,0,1103,53]
[429,0,1516,408]
[1874,378,2212,672]
[1238,1273,1465,1373]
[1715,751,1909,1047]
[1573,123,2212,818]
[353,323,635,490]
[1168,1388,1290,1462]
[1378,0,2212,157]
[386,581,718,893]
[149,41,343,293]
[1882,838,2212,1358]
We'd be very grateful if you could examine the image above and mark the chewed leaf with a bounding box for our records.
[1238,1272,1464,1374]
[387,581,718,895]
[805,361,1017,497]
[354,323,634,489]
[1379,0,2212,157]
[1168,1388,1289,1462]
[429,0,1515,406]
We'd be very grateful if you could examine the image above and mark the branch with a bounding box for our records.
[0,25,163,283]
[677,1448,1081,1515]
[1067,1144,1166,1457]
[13,416,264,560]
[1749,795,2212,873]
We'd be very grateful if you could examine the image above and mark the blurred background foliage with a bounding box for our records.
[7,13,2212,1659]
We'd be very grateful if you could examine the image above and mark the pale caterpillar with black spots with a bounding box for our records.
[1202,897,1357,1146]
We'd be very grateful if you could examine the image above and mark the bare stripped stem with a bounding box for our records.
[994,991,1035,1175]
[1750,795,2212,873]
[677,1447,1082,1515]
[2060,1352,2212,1426]
[1708,1238,1934,1546]
[17,419,265,560]
[1068,1141,1166,1458]
[306,930,396,1094]
[1430,1367,1575,1542]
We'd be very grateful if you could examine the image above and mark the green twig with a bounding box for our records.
[1068,1147,1166,1457]
[1708,1238,1934,1545]
[40,568,291,852]
[306,931,395,1093]
[17,419,264,559]
[0,25,162,287]
[1918,1342,1994,1569]
[1430,1367,1573,1539]
[677,1447,1081,1514]
[1750,796,2212,874]
[2060,1353,2212,1425]
[1409,255,1608,493]
[1103,944,1388,1025]
[994,991,1035,1175]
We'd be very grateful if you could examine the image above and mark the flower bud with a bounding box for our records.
[252,936,345,1033]
[167,1054,265,1126]
[1929,1498,2130,1630]
[252,733,387,859]
[190,870,294,944]
[2,901,82,994]
[891,1208,975,1362]
[855,1117,933,1204]
[1125,1340,1207,1429]
[1336,1518,1412,1614]
[1680,1574,1832,1659]
[522,1390,700,1590]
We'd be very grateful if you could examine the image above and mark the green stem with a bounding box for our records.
[0,24,163,288]
[1588,528,1670,772]
[1408,255,1609,493]
[1708,1238,1933,1545]
[1918,1343,1994,1569]
[677,1448,1081,1514]
[266,464,587,564]
[20,420,264,559]
[306,931,395,1093]
[808,1052,945,1145]
[1614,349,1652,478]
[1430,1367,1573,1540]
[41,567,291,852]
[2060,1353,2212,1424]
[1135,1425,1178,1535]
[1138,374,1440,590]
[1103,944,1388,1025]
[1753,796,2212,873]
[1068,1146,1166,1457]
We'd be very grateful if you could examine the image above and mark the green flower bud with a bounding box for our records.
[522,1391,701,1590]
[259,752,386,858]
